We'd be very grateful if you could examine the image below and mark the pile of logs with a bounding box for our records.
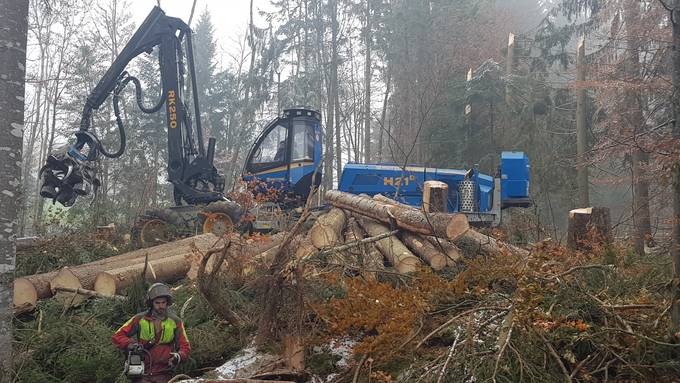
[14,190,527,314]
[251,191,528,277]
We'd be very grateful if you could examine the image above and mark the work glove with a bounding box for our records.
[127,342,143,352]
[168,352,181,367]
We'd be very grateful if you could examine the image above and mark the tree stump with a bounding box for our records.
[567,207,612,251]
[423,180,449,212]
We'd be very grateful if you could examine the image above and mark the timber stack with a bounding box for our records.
[13,190,526,314]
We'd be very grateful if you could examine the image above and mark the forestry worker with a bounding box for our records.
[112,283,191,383]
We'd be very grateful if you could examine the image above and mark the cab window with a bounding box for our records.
[252,125,288,165]
[291,121,315,161]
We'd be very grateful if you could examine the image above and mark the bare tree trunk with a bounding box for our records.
[576,36,590,207]
[622,2,652,254]
[331,0,341,185]
[0,0,29,376]
[363,0,372,162]
[378,72,390,162]
[668,1,680,337]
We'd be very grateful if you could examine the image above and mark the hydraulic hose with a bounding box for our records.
[102,72,166,158]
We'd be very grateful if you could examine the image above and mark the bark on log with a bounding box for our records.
[16,236,40,251]
[400,232,447,270]
[326,190,469,241]
[426,236,463,266]
[53,286,125,300]
[13,278,37,315]
[283,335,305,370]
[309,208,347,249]
[189,232,286,279]
[456,229,529,257]
[101,254,191,293]
[295,235,317,261]
[342,217,370,269]
[22,234,220,299]
[358,218,421,273]
[373,194,414,209]
[567,207,613,251]
[423,181,449,213]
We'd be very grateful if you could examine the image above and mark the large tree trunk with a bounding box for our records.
[99,254,191,293]
[624,2,652,255]
[670,2,680,338]
[358,218,421,273]
[20,233,221,299]
[326,190,469,240]
[0,0,29,373]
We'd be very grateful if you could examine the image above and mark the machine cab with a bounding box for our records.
[243,108,323,202]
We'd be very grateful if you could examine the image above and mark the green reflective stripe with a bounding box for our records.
[160,318,176,344]
[138,317,177,344]
[139,318,155,341]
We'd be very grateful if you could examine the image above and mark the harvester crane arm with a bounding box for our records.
[40,6,224,207]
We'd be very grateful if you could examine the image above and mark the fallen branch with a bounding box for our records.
[437,333,461,383]
[492,320,514,383]
[537,331,572,383]
[300,230,399,263]
[549,264,614,280]
[417,306,510,349]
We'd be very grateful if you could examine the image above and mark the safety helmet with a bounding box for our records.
[146,283,173,306]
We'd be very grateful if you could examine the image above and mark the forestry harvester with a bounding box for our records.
[38,7,530,248]
[37,6,322,247]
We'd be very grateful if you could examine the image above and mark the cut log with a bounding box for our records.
[326,190,469,241]
[23,233,220,299]
[455,229,529,257]
[283,335,305,370]
[423,181,449,213]
[341,217,369,269]
[16,236,40,251]
[188,232,286,279]
[50,267,86,307]
[295,235,317,261]
[53,286,125,300]
[426,236,463,266]
[567,207,612,251]
[309,208,347,249]
[400,232,447,270]
[358,218,421,273]
[13,278,37,315]
[102,254,191,293]
[94,272,117,296]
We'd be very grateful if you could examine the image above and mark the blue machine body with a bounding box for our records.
[243,108,323,204]
[242,108,529,228]
[338,152,530,225]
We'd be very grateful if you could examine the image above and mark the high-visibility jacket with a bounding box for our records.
[112,309,190,376]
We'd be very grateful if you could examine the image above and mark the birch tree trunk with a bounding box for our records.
[363,0,372,162]
[0,0,29,376]
[668,0,680,337]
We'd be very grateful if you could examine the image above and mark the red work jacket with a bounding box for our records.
[112,310,190,376]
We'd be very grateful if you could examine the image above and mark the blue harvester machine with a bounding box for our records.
[244,108,531,228]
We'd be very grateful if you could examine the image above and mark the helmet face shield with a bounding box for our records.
[146,283,173,306]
